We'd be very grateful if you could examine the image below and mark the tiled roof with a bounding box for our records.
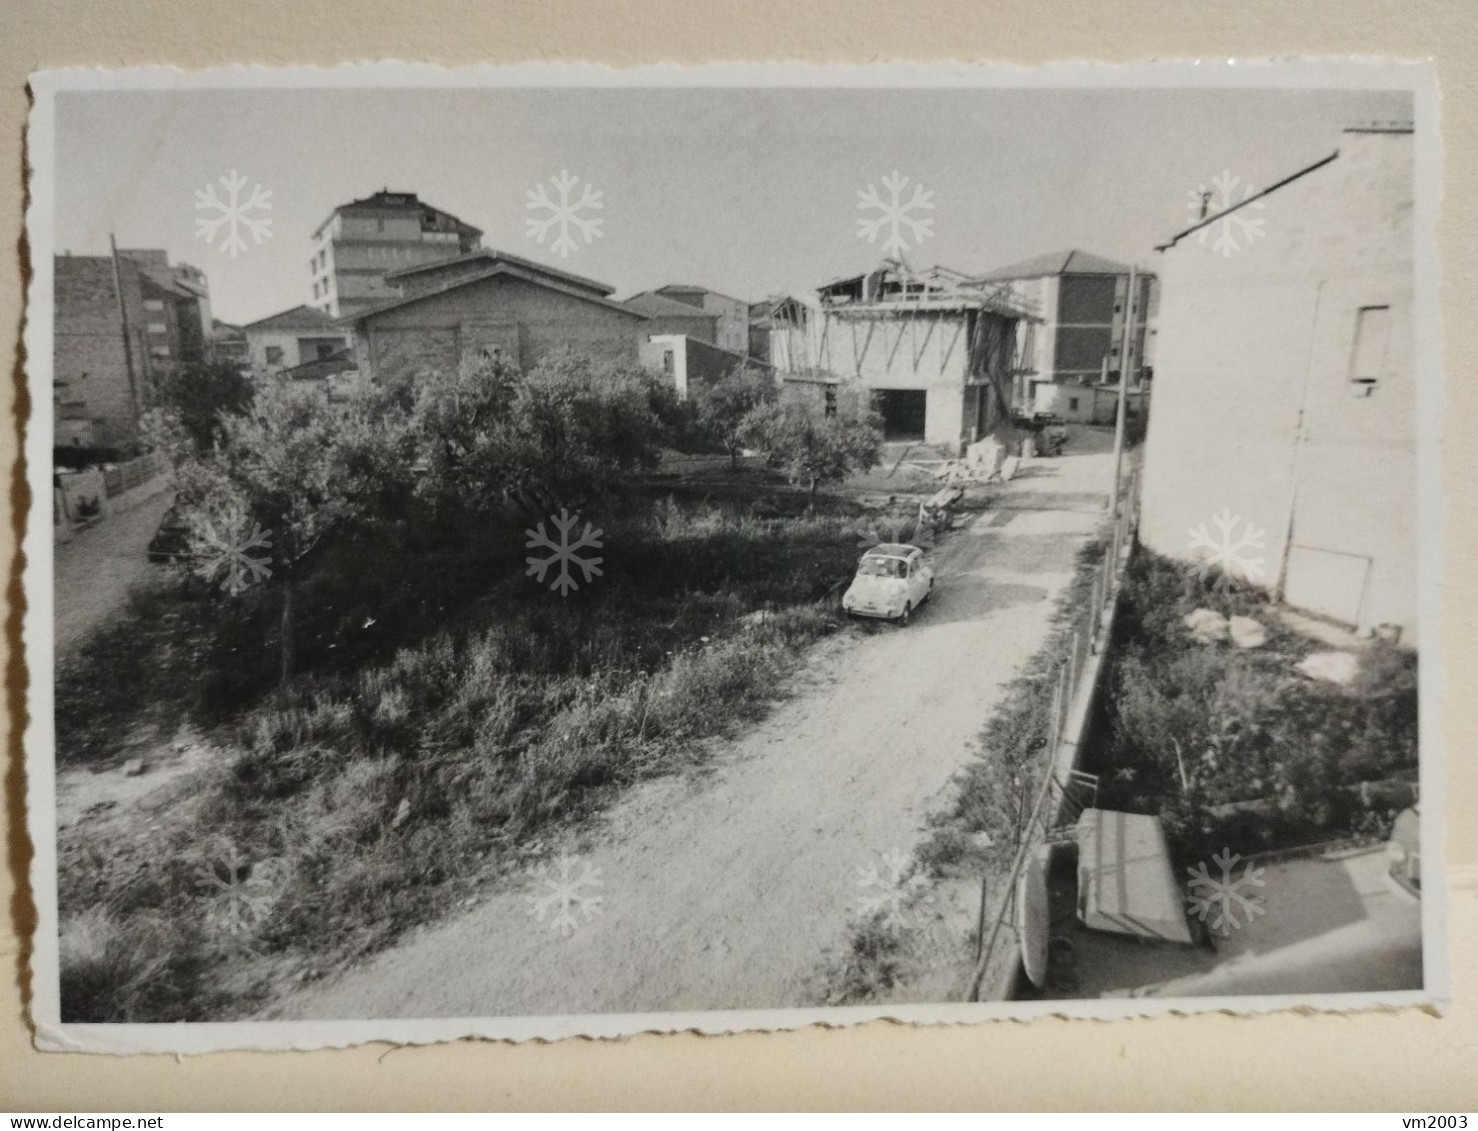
[386,249,614,297]
[977,250,1141,281]
[242,304,344,333]
[623,291,722,320]
[340,261,650,325]
[655,283,749,306]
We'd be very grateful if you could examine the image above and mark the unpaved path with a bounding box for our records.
[270,434,1116,1020]
[54,487,172,657]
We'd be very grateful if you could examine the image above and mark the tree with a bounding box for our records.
[690,364,778,466]
[737,385,884,501]
[408,349,682,520]
[153,359,256,453]
[169,378,407,684]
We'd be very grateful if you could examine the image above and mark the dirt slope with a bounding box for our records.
[269,438,1115,1020]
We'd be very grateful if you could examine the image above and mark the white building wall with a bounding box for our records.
[1139,128,1415,635]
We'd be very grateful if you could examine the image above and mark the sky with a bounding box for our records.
[51,83,1412,325]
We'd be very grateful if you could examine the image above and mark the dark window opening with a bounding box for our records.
[1350,304,1391,390]
[873,389,927,441]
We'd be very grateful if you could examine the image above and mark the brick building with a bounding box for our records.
[242,305,352,378]
[341,248,649,380]
[310,190,482,318]
[978,249,1156,423]
[638,334,771,400]
[648,284,751,355]
[620,291,720,343]
[1140,123,1416,636]
[53,248,211,449]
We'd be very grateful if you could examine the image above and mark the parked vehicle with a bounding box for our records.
[842,542,934,624]
[1010,412,1068,456]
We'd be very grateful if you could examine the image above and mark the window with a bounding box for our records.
[1068,396,1080,411]
[824,385,838,418]
[150,344,170,359]
[662,349,674,375]
[147,322,167,335]
[1350,305,1391,390]
[316,342,337,360]
[265,345,284,366]
[312,281,320,299]
[143,298,165,312]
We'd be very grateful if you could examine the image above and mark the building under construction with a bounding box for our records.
[754,260,1040,451]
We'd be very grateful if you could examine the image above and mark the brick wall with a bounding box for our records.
[53,256,144,448]
[358,272,646,381]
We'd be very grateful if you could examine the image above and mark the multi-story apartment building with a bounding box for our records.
[53,247,211,449]
[978,249,1155,423]
[309,190,483,318]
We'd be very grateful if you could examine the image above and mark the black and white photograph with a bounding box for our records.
[22,61,1444,1051]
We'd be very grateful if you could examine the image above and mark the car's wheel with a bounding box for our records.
[898,602,912,626]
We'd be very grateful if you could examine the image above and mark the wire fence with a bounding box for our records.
[965,462,1140,1002]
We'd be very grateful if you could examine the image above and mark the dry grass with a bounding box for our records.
[58,490,866,1021]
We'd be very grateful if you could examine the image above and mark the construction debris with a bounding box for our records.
[1296,651,1360,686]
[1228,615,1269,649]
[1183,608,1231,644]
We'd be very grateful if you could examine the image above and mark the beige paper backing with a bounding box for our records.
[2,0,1476,1111]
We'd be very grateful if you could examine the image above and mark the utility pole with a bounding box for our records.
[1109,266,1137,515]
[109,234,142,431]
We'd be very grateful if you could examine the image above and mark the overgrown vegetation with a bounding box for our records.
[1093,551,1419,863]
[914,537,1111,882]
[58,468,869,1022]
[738,384,884,500]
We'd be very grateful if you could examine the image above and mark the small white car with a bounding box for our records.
[842,543,935,625]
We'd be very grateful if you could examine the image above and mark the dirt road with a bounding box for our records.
[54,488,172,658]
[271,433,1116,1020]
